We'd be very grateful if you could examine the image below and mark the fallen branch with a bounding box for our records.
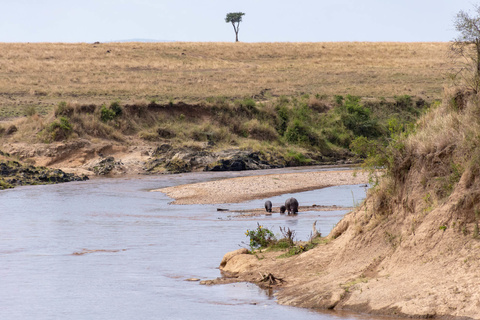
[258,272,285,286]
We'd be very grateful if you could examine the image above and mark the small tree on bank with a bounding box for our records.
[452,5,480,92]
[225,12,245,42]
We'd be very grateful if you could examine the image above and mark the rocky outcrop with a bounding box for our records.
[144,145,293,173]
[0,160,88,190]
[91,156,125,175]
[204,151,284,171]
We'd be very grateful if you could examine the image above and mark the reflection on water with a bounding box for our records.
[0,167,388,320]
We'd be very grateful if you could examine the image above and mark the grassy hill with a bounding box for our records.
[0,42,451,119]
[0,42,454,180]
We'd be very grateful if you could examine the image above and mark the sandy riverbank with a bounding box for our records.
[156,169,370,204]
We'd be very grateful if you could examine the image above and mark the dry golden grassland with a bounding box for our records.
[0,42,451,119]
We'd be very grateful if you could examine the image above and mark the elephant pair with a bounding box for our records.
[264,197,299,215]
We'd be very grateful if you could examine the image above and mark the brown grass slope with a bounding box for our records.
[0,42,450,119]
[220,89,480,319]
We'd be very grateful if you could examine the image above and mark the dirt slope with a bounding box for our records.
[219,92,480,319]
[220,185,480,318]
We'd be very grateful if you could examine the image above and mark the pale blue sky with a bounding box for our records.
[0,0,477,42]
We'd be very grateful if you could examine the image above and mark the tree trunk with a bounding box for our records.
[232,22,240,42]
[477,39,480,76]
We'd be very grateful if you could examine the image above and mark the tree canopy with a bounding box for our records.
[225,12,245,42]
[452,5,480,91]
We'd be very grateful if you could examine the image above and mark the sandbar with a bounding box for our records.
[156,169,369,204]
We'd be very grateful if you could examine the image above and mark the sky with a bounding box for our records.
[0,0,478,43]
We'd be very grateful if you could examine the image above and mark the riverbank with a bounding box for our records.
[157,169,369,204]
[217,193,480,319]
[0,150,89,189]
[215,91,480,319]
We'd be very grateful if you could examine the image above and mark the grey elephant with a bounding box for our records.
[280,205,286,214]
[265,200,272,213]
[285,197,299,214]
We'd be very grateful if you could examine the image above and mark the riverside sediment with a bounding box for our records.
[156,169,369,204]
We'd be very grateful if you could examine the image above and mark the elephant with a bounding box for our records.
[280,205,286,214]
[265,200,272,213]
[285,197,299,214]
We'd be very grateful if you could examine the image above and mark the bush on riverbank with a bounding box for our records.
[1,94,430,169]
[245,224,324,258]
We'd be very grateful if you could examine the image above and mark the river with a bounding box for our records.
[0,167,387,320]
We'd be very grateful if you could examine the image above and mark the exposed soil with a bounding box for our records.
[1,140,152,177]
[206,174,480,319]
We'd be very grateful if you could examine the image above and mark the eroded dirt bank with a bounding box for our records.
[1,139,355,177]
[158,166,480,318]
[216,184,480,319]
[215,92,480,319]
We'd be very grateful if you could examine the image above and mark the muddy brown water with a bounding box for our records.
[0,166,400,320]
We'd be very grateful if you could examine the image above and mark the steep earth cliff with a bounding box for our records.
[219,90,480,319]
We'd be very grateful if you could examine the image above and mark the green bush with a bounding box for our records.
[340,95,382,138]
[46,116,73,141]
[100,105,116,122]
[291,103,313,122]
[350,136,379,158]
[323,126,353,148]
[275,105,289,136]
[99,101,123,122]
[284,119,318,145]
[109,101,123,116]
[334,95,344,106]
[245,223,276,249]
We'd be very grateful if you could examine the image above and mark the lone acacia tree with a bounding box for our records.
[452,5,480,92]
[225,12,245,42]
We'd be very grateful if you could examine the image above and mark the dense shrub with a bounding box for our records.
[47,116,72,141]
[284,119,317,145]
[340,95,382,138]
[275,105,289,136]
[109,101,123,116]
[100,105,116,122]
[245,223,276,249]
[100,101,123,122]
